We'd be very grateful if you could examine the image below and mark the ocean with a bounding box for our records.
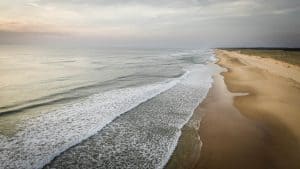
[0,45,216,169]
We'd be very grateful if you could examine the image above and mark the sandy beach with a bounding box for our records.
[166,49,300,169]
[198,49,300,169]
[2,1,300,168]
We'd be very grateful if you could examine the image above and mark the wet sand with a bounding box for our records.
[166,50,300,169]
[195,68,268,169]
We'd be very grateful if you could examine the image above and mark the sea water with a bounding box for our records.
[0,45,216,169]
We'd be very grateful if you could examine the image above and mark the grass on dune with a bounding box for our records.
[225,49,300,66]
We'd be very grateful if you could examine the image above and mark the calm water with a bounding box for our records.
[0,45,216,169]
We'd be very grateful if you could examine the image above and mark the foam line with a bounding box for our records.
[0,74,187,169]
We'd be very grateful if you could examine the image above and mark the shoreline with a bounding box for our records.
[165,63,223,169]
[166,49,300,169]
[195,58,269,169]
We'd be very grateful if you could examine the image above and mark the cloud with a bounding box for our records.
[35,0,300,9]
[0,0,299,47]
[26,2,40,8]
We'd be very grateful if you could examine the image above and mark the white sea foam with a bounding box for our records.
[159,64,216,169]
[0,74,186,169]
[44,63,217,169]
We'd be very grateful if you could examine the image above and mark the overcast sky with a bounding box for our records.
[0,0,300,47]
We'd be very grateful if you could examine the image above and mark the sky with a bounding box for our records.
[0,0,300,48]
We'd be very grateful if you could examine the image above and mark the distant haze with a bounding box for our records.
[0,0,300,48]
